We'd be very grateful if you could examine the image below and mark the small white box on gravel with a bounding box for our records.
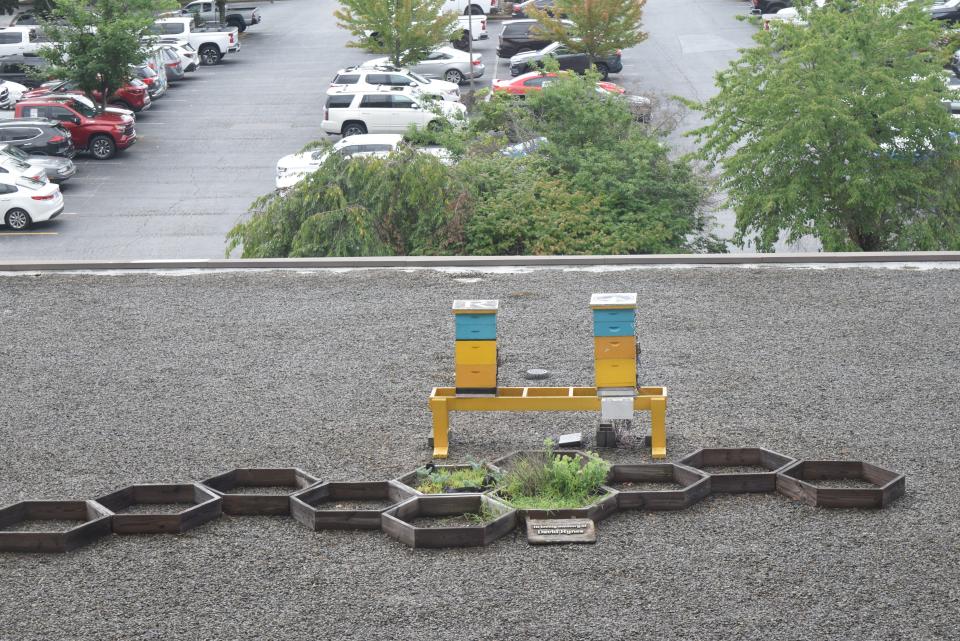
[558,432,583,448]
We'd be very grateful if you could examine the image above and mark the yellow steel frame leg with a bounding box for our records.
[429,396,450,459]
[649,395,667,459]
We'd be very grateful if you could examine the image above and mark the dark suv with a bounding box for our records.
[497,19,573,59]
[0,119,75,157]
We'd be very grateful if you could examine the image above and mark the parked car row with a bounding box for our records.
[0,10,260,230]
[274,10,646,191]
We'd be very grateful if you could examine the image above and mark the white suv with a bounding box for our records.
[331,66,461,102]
[322,89,467,137]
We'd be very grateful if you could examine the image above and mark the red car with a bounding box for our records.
[22,78,151,113]
[15,95,136,160]
[491,71,625,97]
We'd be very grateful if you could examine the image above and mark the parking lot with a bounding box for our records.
[0,0,757,260]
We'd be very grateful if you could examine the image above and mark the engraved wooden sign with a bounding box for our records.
[526,518,597,544]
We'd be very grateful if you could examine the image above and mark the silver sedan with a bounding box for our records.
[365,47,484,85]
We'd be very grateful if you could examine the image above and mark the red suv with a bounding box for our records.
[15,95,136,160]
[22,78,151,113]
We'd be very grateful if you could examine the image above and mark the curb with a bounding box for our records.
[0,252,958,272]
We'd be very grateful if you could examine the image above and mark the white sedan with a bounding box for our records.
[276,134,404,190]
[0,174,64,230]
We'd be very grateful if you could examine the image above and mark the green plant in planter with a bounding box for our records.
[463,504,498,525]
[497,440,612,510]
[413,462,499,494]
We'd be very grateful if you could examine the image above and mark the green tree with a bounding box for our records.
[228,72,722,258]
[689,0,960,252]
[39,0,175,110]
[528,0,647,66]
[227,149,464,258]
[335,0,458,66]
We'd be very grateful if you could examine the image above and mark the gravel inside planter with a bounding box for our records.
[807,479,881,489]
[1,519,85,532]
[700,465,771,474]
[322,499,396,511]
[610,480,685,492]
[113,503,195,515]
[225,485,299,495]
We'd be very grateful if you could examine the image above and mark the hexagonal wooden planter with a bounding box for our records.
[0,501,112,553]
[608,463,710,510]
[96,484,221,534]
[490,449,618,521]
[381,494,517,548]
[394,463,499,495]
[777,460,906,508]
[290,481,415,530]
[200,468,320,515]
[677,447,795,493]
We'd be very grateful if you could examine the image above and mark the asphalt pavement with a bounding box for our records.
[0,0,760,260]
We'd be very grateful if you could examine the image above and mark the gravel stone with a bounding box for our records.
[0,265,957,640]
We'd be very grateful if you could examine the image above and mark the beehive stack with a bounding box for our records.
[453,299,499,395]
[591,293,638,391]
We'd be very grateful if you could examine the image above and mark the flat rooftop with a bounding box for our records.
[0,264,956,639]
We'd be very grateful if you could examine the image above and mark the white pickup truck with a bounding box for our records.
[180,1,262,33]
[452,14,488,50]
[367,15,487,52]
[149,17,239,66]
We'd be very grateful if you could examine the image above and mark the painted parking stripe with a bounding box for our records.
[0,231,58,236]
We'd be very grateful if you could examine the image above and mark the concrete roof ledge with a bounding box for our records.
[0,252,959,272]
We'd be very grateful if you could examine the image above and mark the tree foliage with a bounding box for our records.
[38,0,175,109]
[335,0,458,67]
[689,0,960,252]
[227,150,463,258]
[227,72,723,258]
[528,0,647,60]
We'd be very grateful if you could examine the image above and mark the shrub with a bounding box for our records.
[497,440,612,510]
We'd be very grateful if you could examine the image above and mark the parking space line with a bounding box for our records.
[0,232,58,236]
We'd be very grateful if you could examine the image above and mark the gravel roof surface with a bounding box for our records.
[0,266,957,640]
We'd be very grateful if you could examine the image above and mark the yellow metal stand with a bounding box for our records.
[428,386,668,460]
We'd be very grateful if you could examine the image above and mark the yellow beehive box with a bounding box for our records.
[595,358,636,388]
[594,337,636,360]
[455,364,497,389]
[455,340,497,366]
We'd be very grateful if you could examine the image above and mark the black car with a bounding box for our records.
[497,19,573,59]
[0,119,75,158]
[751,0,793,13]
[510,42,624,79]
[0,55,50,89]
[511,0,561,19]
